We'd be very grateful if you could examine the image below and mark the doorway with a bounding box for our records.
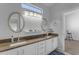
[64,8,79,55]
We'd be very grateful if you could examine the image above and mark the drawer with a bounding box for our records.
[38,41,46,48]
[37,45,45,50]
[37,48,46,55]
[38,41,45,45]
[37,46,45,52]
[39,48,45,52]
[17,48,24,55]
[36,41,46,55]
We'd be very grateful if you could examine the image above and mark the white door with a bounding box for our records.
[23,44,36,55]
[0,49,18,55]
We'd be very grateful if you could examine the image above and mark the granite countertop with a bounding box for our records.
[0,33,58,52]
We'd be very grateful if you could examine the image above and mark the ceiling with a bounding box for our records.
[33,3,79,9]
[32,3,54,8]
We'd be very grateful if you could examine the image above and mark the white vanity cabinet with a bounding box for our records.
[51,37,58,51]
[0,48,18,55]
[23,41,46,55]
[46,37,58,54]
[0,37,58,55]
[46,38,53,54]
[0,44,36,55]
[36,41,46,55]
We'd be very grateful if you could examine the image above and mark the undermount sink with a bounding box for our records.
[10,41,27,47]
[47,36,51,38]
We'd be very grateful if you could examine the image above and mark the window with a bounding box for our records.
[21,3,43,14]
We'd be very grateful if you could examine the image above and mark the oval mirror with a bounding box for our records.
[8,12,25,33]
[41,18,48,31]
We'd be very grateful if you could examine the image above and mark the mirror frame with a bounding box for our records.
[8,12,25,33]
[41,18,48,32]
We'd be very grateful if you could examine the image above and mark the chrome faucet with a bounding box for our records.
[11,35,14,43]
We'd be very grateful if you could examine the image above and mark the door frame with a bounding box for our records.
[63,8,79,51]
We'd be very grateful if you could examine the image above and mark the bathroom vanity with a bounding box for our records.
[0,33,58,55]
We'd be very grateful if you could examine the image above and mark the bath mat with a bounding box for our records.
[48,50,65,55]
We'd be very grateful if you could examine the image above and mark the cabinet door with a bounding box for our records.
[23,43,36,55]
[46,37,58,54]
[36,41,46,55]
[46,39,53,54]
[51,37,58,51]
[0,49,18,55]
[17,47,24,55]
